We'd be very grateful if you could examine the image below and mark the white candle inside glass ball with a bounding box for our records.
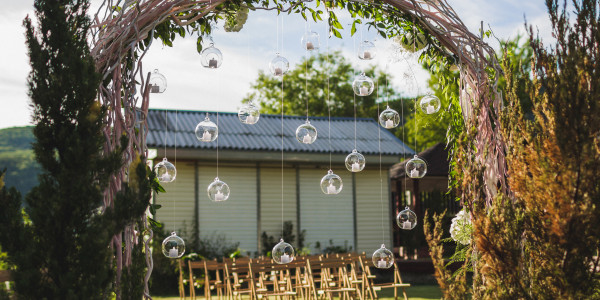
[352,162,360,172]
[202,131,212,142]
[274,67,283,76]
[209,58,218,68]
[281,253,291,263]
[377,259,387,268]
[426,105,435,114]
[403,220,412,230]
[360,86,368,96]
[161,173,171,182]
[306,41,314,50]
[246,115,255,124]
[410,169,419,178]
[363,51,371,59]
[327,183,336,194]
[385,119,394,128]
[214,191,224,201]
[303,134,311,144]
[169,247,178,258]
[150,85,160,93]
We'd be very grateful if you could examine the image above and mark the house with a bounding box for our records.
[147,109,414,255]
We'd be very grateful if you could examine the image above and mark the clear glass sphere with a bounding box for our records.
[201,43,223,69]
[149,69,167,93]
[195,116,218,142]
[269,54,290,76]
[238,102,260,125]
[301,31,320,51]
[358,40,376,60]
[296,120,317,144]
[372,244,394,269]
[396,206,417,230]
[320,170,343,195]
[155,157,176,183]
[272,238,295,264]
[352,73,375,96]
[379,106,400,129]
[419,95,441,115]
[207,177,230,202]
[345,149,366,172]
[406,155,427,178]
[162,232,185,259]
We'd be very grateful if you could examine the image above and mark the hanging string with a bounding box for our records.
[352,24,358,151]
[216,111,219,178]
[173,110,178,233]
[327,23,332,170]
[377,99,385,245]
[163,109,167,158]
[281,13,285,238]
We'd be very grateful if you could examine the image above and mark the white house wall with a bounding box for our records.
[259,167,298,248]
[299,168,354,253]
[197,165,258,255]
[355,169,393,254]
[154,161,195,238]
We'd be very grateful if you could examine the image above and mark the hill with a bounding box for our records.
[0,126,39,195]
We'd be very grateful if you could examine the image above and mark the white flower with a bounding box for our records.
[450,209,473,245]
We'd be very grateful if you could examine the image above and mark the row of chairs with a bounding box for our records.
[179,253,410,300]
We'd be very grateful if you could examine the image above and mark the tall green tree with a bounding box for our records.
[242,50,412,120]
[0,0,150,298]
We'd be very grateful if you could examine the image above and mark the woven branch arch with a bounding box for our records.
[90,0,505,297]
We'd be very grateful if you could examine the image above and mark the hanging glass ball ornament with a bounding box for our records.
[406,155,427,178]
[320,170,343,195]
[207,177,230,202]
[358,40,377,60]
[149,69,167,93]
[296,120,317,144]
[419,94,441,115]
[372,244,394,269]
[195,115,218,142]
[155,157,176,183]
[396,206,417,230]
[162,232,185,259]
[201,43,223,69]
[345,149,366,172]
[272,238,295,264]
[352,73,375,96]
[379,106,400,129]
[269,53,290,76]
[238,102,260,125]
[301,31,320,51]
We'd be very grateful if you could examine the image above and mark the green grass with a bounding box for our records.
[153,284,442,300]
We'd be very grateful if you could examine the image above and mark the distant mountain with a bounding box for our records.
[0,126,39,195]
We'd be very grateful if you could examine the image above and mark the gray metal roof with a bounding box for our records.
[147,109,414,156]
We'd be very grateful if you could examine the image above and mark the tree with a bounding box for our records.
[242,50,412,120]
[0,0,150,298]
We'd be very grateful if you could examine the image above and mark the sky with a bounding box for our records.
[0,0,552,130]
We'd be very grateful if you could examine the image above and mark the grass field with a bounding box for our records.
[153,284,442,300]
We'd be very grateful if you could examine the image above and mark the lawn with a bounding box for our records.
[153,284,442,300]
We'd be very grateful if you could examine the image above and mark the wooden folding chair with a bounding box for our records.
[188,261,203,300]
[306,258,355,300]
[225,258,254,299]
[203,260,226,300]
[359,254,410,300]
[248,260,297,299]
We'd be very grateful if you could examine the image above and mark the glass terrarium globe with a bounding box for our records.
[155,157,176,183]
[272,238,295,264]
[296,120,317,144]
[149,69,167,93]
[406,155,427,178]
[379,106,400,129]
[238,102,260,125]
[200,43,223,69]
[372,244,394,269]
[162,232,185,259]
[358,40,377,60]
[396,206,417,230]
[320,170,343,195]
[269,54,290,76]
[207,177,230,202]
[345,149,366,172]
[301,31,320,51]
[352,73,375,96]
[195,116,218,142]
[419,95,441,115]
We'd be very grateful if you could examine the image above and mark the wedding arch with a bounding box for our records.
[90,0,505,297]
